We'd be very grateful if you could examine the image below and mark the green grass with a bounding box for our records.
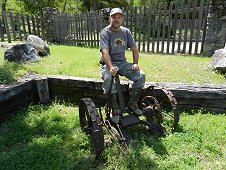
[0,102,225,170]
[1,45,226,169]
[0,44,225,84]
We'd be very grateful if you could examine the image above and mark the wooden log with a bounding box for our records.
[0,81,38,121]
[1,75,226,123]
[35,78,50,104]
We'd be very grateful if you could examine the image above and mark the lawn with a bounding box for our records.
[0,44,226,84]
[0,102,225,170]
[0,44,226,169]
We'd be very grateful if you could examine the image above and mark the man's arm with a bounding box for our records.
[131,46,140,71]
[101,48,118,76]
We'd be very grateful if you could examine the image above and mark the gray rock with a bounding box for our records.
[27,35,50,56]
[211,48,226,73]
[4,43,39,63]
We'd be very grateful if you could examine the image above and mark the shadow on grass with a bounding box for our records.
[0,103,186,169]
[94,125,167,169]
[0,104,93,170]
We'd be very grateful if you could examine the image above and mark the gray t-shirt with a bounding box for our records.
[100,25,136,62]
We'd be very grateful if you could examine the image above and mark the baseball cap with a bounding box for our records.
[110,8,123,16]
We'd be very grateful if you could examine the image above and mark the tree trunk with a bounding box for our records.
[92,0,98,11]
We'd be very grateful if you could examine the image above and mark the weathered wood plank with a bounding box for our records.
[0,81,36,102]
[134,6,138,43]
[200,0,211,54]
[35,16,41,37]
[129,6,133,34]
[195,0,204,55]
[35,78,50,104]
[26,15,31,35]
[167,2,173,54]
[161,3,167,54]
[156,4,162,53]
[75,13,79,46]
[3,12,11,43]
[1,75,226,123]
[152,4,157,53]
[9,12,17,41]
[31,15,36,35]
[138,5,142,52]
[16,13,22,41]
[21,14,27,38]
[189,0,197,54]
[147,4,152,52]
[172,1,179,54]
[177,0,185,53]
[0,81,38,121]
[0,18,5,42]
[182,0,191,53]
[142,5,146,52]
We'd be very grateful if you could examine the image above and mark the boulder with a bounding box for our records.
[4,43,39,63]
[27,35,50,56]
[211,48,226,73]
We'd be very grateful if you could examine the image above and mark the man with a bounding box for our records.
[100,8,145,123]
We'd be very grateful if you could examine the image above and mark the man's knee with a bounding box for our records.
[139,70,146,86]
[103,76,117,94]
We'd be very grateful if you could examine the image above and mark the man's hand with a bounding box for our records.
[110,66,119,76]
[131,64,139,71]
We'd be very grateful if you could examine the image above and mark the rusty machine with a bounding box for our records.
[79,74,179,157]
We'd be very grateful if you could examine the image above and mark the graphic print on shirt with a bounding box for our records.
[114,38,126,46]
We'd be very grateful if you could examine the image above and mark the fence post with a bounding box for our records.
[203,0,226,56]
[42,7,57,43]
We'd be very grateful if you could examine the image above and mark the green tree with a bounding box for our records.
[15,0,79,15]
[79,0,129,12]
[17,0,57,15]
[1,0,25,14]
[132,0,209,6]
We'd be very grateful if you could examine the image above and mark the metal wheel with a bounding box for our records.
[141,96,165,134]
[141,96,163,124]
[79,98,104,157]
[142,86,179,132]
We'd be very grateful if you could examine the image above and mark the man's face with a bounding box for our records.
[110,13,123,29]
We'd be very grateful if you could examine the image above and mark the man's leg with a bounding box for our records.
[128,88,143,115]
[100,65,117,94]
[117,61,146,115]
[100,65,119,123]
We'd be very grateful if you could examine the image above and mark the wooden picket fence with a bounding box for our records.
[0,0,210,55]
[54,0,210,55]
[0,12,44,43]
